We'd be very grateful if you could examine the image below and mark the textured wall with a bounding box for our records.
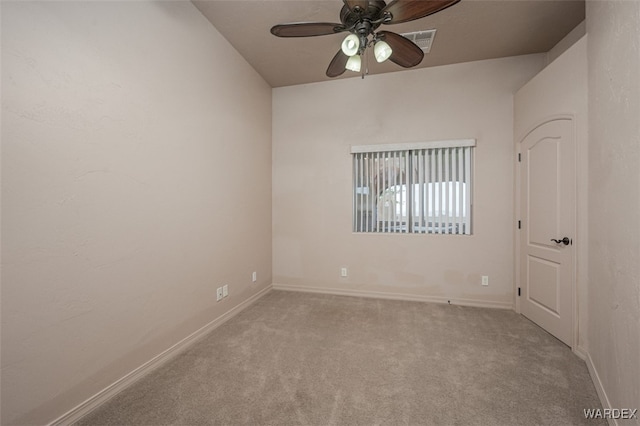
[1,2,272,424]
[514,37,588,352]
[273,55,544,307]
[545,21,586,66]
[586,0,640,418]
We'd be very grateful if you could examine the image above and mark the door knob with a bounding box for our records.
[551,237,571,245]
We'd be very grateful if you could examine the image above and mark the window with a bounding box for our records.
[352,140,474,235]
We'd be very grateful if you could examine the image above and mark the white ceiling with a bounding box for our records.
[193,0,585,88]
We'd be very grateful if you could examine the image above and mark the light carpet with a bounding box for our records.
[76,290,604,425]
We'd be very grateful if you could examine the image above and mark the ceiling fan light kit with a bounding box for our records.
[346,55,362,72]
[270,0,461,78]
[341,34,361,56]
[374,40,393,63]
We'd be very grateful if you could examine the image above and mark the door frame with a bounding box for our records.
[514,114,579,351]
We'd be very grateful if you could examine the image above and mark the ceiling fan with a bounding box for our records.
[270,0,460,78]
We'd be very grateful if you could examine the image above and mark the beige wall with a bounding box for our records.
[514,37,588,353]
[545,21,586,66]
[586,0,640,416]
[5,1,637,423]
[1,2,272,424]
[273,55,544,307]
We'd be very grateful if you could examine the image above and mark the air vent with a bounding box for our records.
[400,29,437,53]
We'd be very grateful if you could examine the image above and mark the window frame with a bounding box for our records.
[351,139,475,235]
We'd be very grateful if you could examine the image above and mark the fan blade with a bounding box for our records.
[326,49,349,77]
[378,31,424,68]
[343,0,369,13]
[271,22,346,37]
[381,0,460,25]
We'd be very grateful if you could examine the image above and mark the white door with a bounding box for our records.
[520,118,575,346]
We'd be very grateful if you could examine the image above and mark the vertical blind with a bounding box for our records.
[352,140,474,235]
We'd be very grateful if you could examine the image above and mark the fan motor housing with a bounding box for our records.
[339,0,387,29]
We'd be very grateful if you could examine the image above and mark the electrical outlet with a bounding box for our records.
[482,276,489,286]
[341,267,348,278]
[222,284,228,298]
[252,271,257,282]
[216,287,223,301]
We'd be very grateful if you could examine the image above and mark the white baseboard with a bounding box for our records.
[49,284,616,426]
[585,352,617,426]
[272,283,513,310]
[49,285,272,426]
[274,284,620,424]
[573,345,588,361]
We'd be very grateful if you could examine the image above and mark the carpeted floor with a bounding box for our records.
[76,290,605,425]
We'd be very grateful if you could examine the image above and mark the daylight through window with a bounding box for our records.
[352,140,474,234]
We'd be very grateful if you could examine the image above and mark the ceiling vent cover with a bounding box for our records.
[400,29,437,53]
